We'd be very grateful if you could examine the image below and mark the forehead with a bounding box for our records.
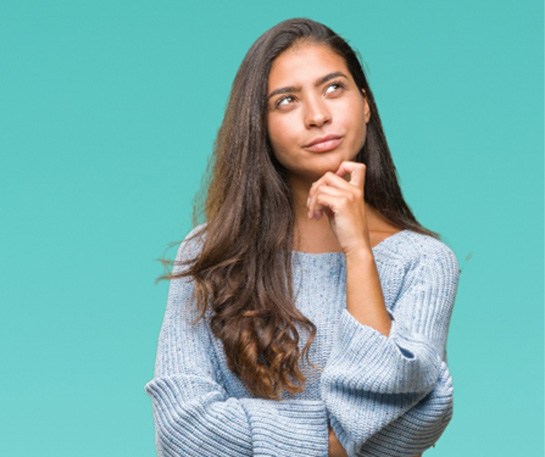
[268,42,350,89]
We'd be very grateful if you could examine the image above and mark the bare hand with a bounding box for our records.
[328,428,348,457]
[307,161,370,255]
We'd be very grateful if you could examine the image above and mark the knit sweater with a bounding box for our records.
[145,226,459,457]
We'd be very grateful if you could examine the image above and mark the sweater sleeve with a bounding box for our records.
[144,235,329,457]
[320,240,459,457]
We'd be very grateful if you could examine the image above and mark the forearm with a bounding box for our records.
[147,376,330,457]
[345,248,391,336]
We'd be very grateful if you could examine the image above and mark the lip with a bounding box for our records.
[303,135,343,153]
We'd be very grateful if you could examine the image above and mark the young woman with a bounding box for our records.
[145,18,459,457]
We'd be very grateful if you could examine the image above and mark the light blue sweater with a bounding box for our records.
[145,227,459,457]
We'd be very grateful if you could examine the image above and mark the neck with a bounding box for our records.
[289,177,336,252]
[289,177,400,253]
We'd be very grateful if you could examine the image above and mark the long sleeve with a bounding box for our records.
[320,239,459,457]
[144,234,329,457]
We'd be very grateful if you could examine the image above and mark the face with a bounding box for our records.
[266,41,371,185]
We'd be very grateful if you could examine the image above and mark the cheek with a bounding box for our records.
[350,103,369,150]
[358,122,368,148]
[267,117,295,155]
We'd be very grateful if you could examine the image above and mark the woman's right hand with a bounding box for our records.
[306,161,371,256]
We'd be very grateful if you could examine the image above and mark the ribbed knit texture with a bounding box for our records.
[145,227,459,457]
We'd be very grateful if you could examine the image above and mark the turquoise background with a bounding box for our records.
[1,0,543,455]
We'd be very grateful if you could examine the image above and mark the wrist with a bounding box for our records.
[344,244,374,263]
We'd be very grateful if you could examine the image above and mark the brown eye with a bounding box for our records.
[325,82,345,95]
[276,95,295,108]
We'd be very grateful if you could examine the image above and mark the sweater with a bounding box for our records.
[145,226,459,457]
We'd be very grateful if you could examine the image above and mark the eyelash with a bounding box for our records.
[275,95,295,108]
[274,80,346,108]
[325,80,345,94]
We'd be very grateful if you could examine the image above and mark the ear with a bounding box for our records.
[361,89,371,123]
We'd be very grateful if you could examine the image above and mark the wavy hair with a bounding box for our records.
[172,18,437,399]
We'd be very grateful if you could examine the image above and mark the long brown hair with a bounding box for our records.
[173,18,437,399]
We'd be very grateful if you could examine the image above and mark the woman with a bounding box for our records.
[145,18,459,457]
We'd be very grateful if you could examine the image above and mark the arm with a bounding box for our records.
[331,429,423,457]
[145,236,329,457]
[330,428,349,457]
[322,245,458,457]
[307,162,392,337]
[308,162,458,456]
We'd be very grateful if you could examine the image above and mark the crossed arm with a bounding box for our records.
[145,234,457,456]
[146,162,458,456]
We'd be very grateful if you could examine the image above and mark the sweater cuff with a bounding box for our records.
[330,310,441,393]
[240,399,328,457]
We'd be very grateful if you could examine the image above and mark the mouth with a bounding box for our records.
[303,135,343,153]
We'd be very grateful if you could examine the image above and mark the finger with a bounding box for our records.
[308,173,362,220]
[308,185,344,219]
[335,161,366,189]
[313,191,348,220]
[311,184,359,220]
[309,171,353,201]
[308,184,340,219]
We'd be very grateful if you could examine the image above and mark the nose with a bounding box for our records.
[304,97,331,128]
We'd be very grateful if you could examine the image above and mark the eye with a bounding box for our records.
[325,81,345,95]
[275,95,296,108]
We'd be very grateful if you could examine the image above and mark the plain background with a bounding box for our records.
[1,1,543,456]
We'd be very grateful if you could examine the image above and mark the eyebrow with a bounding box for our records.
[267,71,349,100]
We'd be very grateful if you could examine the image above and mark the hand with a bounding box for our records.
[307,161,370,255]
[328,428,348,457]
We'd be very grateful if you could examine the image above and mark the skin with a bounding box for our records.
[267,41,422,457]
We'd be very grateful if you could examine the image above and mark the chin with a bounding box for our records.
[287,152,359,182]
[303,161,345,181]
[316,153,351,173]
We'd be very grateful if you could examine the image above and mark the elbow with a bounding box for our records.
[149,399,242,456]
[146,381,208,456]
[152,418,184,457]
[355,371,454,457]
[387,321,446,394]
[405,363,455,454]
[145,377,252,456]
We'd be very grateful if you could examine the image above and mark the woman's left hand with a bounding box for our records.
[307,161,371,255]
[328,428,348,457]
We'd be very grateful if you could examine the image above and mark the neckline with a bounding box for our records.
[291,229,410,256]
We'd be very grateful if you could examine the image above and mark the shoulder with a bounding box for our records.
[172,223,207,273]
[375,230,459,277]
[181,223,207,249]
[374,231,460,321]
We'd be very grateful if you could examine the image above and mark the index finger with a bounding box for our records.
[335,161,366,189]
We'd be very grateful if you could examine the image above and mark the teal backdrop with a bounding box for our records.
[1,1,543,456]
